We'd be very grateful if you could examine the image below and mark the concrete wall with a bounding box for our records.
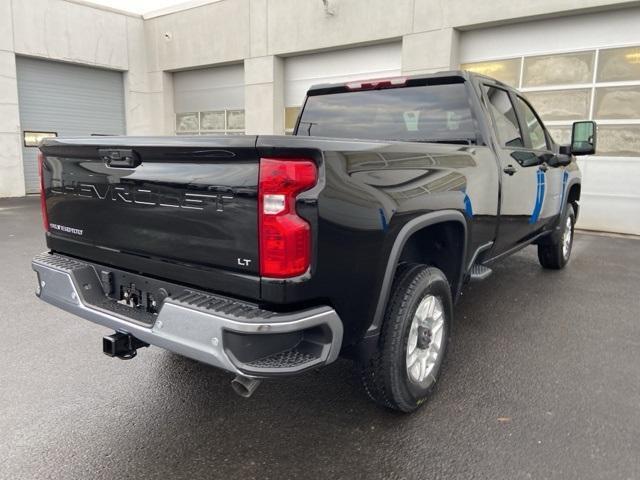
[245,56,284,135]
[459,7,640,62]
[0,0,23,197]
[11,0,129,69]
[142,0,640,135]
[0,0,163,198]
[2,0,639,198]
[126,15,174,135]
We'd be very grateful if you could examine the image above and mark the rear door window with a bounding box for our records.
[516,96,550,151]
[482,85,524,148]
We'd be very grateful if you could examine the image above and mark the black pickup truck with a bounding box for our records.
[32,71,596,412]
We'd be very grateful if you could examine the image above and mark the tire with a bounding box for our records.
[537,203,575,270]
[359,264,452,412]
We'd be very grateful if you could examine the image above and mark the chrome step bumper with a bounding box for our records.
[32,253,343,377]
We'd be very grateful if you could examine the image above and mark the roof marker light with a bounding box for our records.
[345,76,408,91]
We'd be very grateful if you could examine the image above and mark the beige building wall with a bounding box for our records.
[0,0,169,198]
[0,0,24,197]
[143,0,640,135]
[1,0,639,197]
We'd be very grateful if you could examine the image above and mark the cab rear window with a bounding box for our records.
[296,83,476,143]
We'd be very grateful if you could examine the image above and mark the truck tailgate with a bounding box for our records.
[40,136,260,275]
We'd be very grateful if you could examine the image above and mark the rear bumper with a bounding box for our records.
[32,253,343,377]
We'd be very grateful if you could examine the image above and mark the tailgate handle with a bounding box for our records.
[99,149,141,168]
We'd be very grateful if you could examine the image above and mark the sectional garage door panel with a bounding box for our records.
[16,57,125,193]
[459,9,640,236]
[284,43,402,107]
[173,64,245,113]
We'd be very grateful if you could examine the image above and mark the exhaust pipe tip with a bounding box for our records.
[231,375,261,398]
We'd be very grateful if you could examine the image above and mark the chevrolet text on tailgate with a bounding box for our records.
[33,72,596,412]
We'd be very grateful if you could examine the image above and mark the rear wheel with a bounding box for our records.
[538,204,575,270]
[359,264,451,412]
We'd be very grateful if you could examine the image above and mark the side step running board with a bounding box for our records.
[469,264,493,282]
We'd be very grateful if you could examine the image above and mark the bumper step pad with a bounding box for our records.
[247,348,317,369]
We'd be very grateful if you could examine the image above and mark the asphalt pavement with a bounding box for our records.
[1,196,639,480]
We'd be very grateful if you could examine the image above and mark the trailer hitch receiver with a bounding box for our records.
[103,332,149,359]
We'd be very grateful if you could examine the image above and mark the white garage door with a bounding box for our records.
[173,64,245,135]
[16,57,125,194]
[459,8,640,236]
[284,43,402,132]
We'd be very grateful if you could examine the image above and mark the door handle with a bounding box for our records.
[503,165,517,176]
[99,148,140,168]
[538,163,548,172]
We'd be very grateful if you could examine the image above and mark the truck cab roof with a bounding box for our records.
[305,70,513,97]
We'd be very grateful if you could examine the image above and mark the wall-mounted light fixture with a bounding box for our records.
[322,0,335,16]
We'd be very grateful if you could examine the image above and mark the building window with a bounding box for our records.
[284,106,301,134]
[176,109,245,135]
[23,131,57,147]
[176,113,199,134]
[524,89,591,121]
[463,45,640,157]
[461,58,521,87]
[594,86,640,119]
[226,110,245,132]
[596,46,640,82]
[522,51,595,87]
[597,125,640,156]
[200,111,225,131]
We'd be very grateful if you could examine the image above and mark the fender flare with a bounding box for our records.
[563,178,581,217]
[367,210,468,335]
[536,178,580,247]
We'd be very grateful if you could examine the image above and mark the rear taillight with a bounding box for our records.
[258,158,317,278]
[37,151,49,232]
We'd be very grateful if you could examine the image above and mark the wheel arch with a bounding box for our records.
[368,211,468,336]
[567,182,581,220]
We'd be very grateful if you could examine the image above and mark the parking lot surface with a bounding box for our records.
[1,196,639,479]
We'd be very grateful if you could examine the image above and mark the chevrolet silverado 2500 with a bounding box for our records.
[32,72,596,412]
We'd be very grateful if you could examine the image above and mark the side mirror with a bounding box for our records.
[570,121,597,155]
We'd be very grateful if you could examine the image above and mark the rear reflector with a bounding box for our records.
[258,158,317,278]
[37,151,49,232]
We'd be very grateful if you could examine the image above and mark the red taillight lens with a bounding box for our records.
[37,151,49,232]
[258,158,317,278]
